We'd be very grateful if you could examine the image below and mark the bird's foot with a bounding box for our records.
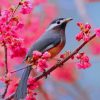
[57,59,63,67]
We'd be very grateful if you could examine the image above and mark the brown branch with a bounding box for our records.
[5,93,15,100]
[4,43,8,74]
[7,1,21,24]
[2,84,9,98]
[5,34,96,100]
[2,43,9,98]
[10,4,20,19]
[34,34,96,82]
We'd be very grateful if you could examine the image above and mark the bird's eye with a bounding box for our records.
[57,21,60,24]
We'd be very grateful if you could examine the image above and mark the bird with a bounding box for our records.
[14,17,73,100]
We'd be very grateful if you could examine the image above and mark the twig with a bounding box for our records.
[10,4,20,19]
[3,43,8,74]
[7,1,21,24]
[2,43,8,98]
[10,65,30,74]
[5,93,15,100]
[2,84,9,98]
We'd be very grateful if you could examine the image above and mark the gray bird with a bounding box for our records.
[14,17,73,100]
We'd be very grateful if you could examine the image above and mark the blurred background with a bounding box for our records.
[0,0,100,100]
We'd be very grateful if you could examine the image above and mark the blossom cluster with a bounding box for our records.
[20,0,33,14]
[76,22,91,42]
[26,77,38,100]
[26,51,51,72]
[0,8,27,58]
[76,53,91,69]
[0,73,11,84]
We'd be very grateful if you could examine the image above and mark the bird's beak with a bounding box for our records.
[64,18,73,23]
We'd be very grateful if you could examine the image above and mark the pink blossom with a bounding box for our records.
[42,51,51,59]
[95,28,100,37]
[27,77,38,90]
[77,62,91,69]
[85,23,91,29]
[77,22,83,27]
[0,10,12,24]
[0,73,11,84]
[33,51,42,60]
[76,22,91,42]
[76,32,83,41]
[15,22,24,30]
[10,46,27,58]
[0,9,26,59]
[37,59,48,72]
[83,34,90,41]
[81,54,89,62]
[20,0,33,14]
[76,53,91,69]
[60,54,65,59]
[60,50,71,59]
[26,95,36,100]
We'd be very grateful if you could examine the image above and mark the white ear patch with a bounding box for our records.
[46,19,65,32]
[46,23,58,32]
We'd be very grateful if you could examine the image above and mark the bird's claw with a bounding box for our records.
[57,59,63,67]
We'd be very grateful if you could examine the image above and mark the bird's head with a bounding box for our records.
[46,18,73,32]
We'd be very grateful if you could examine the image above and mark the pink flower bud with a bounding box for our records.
[37,59,48,72]
[60,54,65,59]
[81,55,89,62]
[20,0,33,14]
[77,22,83,27]
[85,23,91,29]
[76,32,83,41]
[16,22,24,30]
[76,53,81,59]
[83,35,90,42]
[33,51,42,60]
[27,77,38,90]
[83,62,91,69]
[42,51,51,59]
[77,62,91,69]
[26,95,36,100]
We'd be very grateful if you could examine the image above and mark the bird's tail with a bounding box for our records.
[14,63,32,100]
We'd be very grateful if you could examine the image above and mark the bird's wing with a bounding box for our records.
[42,37,61,53]
[26,35,61,58]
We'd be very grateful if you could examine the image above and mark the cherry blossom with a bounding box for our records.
[76,53,91,69]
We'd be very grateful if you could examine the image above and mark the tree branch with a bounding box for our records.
[2,84,9,98]
[34,34,96,82]
[5,34,96,100]
[4,43,8,74]
[1,43,8,98]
